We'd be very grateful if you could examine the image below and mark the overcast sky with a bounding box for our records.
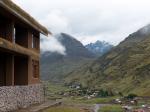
[13,0,150,46]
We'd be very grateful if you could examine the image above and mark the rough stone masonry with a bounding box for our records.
[0,84,44,112]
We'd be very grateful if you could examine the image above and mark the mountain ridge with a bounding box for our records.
[40,33,95,82]
[65,24,150,96]
[85,40,113,56]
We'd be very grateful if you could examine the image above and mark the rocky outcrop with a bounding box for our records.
[0,84,44,112]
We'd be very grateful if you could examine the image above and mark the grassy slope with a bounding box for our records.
[47,82,71,93]
[65,27,150,96]
[41,58,94,82]
[66,97,117,104]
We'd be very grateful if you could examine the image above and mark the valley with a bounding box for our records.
[1,0,149,112]
[40,24,150,112]
[64,25,150,96]
[41,82,150,112]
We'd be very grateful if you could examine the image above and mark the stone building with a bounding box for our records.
[0,0,51,111]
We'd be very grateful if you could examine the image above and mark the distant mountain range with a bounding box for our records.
[65,24,150,96]
[56,33,95,58]
[85,41,113,56]
[41,33,96,82]
[41,33,112,82]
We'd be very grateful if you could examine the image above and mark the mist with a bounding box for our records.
[40,35,66,55]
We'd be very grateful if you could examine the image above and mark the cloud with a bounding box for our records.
[14,0,150,46]
[40,35,66,55]
[40,10,70,34]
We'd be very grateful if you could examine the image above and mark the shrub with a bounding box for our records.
[126,93,138,99]
[97,89,114,97]
[118,92,123,97]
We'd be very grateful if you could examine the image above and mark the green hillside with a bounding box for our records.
[41,57,94,82]
[65,25,150,96]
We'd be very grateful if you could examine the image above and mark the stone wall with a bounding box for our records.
[0,84,44,112]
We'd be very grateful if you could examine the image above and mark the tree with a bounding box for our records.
[126,93,138,100]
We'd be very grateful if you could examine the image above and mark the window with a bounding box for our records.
[32,33,39,50]
[32,60,39,78]
[0,15,14,42]
[14,25,28,47]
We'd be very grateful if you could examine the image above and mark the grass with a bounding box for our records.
[79,97,116,104]
[44,82,72,100]
[43,106,82,112]
[65,96,117,104]
[45,82,119,105]
[99,105,123,112]
[47,82,71,93]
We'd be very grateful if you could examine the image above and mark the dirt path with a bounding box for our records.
[93,104,110,112]
[14,100,106,112]
[14,100,93,112]
[14,101,62,112]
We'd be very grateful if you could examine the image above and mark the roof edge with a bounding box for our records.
[0,0,52,36]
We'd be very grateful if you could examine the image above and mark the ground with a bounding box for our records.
[43,105,91,112]
[98,105,123,112]
[15,83,150,112]
[44,83,150,112]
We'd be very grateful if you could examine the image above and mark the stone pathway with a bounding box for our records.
[14,100,62,112]
[93,104,110,112]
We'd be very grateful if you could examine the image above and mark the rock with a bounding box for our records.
[0,84,44,112]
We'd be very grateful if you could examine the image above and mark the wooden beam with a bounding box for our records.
[0,37,39,59]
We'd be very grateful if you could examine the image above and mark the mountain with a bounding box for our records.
[65,24,150,96]
[56,33,95,58]
[85,41,113,56]
[40,33,95,82]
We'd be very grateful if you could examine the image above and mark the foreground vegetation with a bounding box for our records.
[43,106,86,112]
[65,97,116,104]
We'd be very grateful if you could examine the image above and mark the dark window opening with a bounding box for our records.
[14,56,28,85]
[0,16,7,39]
[0,52,14,86]
[32,60,39,78]
[0,15,13,42]
[0,54,6,86]
[32,33,39,50]
[14,25,28,48]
